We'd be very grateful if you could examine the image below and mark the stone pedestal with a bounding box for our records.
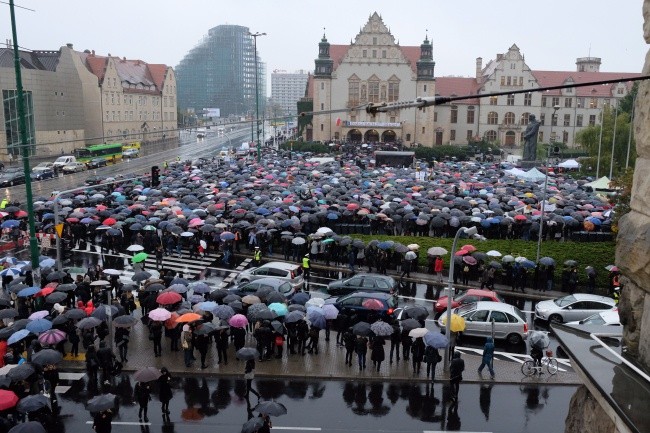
[518,160,540,169]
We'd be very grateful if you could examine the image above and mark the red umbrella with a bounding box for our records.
[362,298,384,310]
[15,210,28,218]
[66,217,79,223]
[156,291,182,305]
[461,244,477,253]
[35,287,55,298]
[514,214,527,221]
[0,389,19,411]
[175,313,202,323]
[164,312,180,329]
[102,217,117,226]
[454,249,469,256]
[462,256,478,265]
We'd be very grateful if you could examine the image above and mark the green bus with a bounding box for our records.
[74,142,124,163]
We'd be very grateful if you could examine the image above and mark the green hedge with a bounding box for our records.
[350,234,615,288]
[280,141,332,154]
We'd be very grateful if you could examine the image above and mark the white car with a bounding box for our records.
[62,162,86,173]
[235,261,304,291]
[534,294,616,324]
[567,309,620,326]
[122,148,139,158]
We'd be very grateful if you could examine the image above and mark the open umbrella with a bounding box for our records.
[229,314,249,328]
[284,310,305,324]
[38,329,67,345]
[321,304,339,320]
[132,271,152,282]
[268,303,288,316]
[8,422,46,433]
[156,292,182,305]
[427,246,448,256]
[76,317,102,330]
[7,363,35,381]
[423,331,449,348]
[133,366,162,382]
[7,329,31,345]
[351,321,371,336]
[87,393,116,412]
[176,313,202,323]
[540,257,556,267]
[0,389,19,411]
[528,330,550,349]
[361,298,383,310]
[439,313,466,332]
[31,349,63,366]
[241,416,264,433]
[132,252,148,263]
[17,394,50,413]
[370,320,393,337]
[254,400,287,416]
[404,306,429,321]
[408,327,429,338]
[236,347,260,361]
[26,319,52,334]
[113,315,138,328]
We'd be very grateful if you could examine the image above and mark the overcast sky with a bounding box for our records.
[2,0,647,94]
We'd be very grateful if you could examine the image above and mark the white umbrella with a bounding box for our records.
[405,251,417,260]
[486,250,502,257]
[316,227,334,235]
[514,256,528,263]
[502,255,515,263]
[102,269,122,276]
[408,327,429,338]
[90,280,110,286]
[305,298,325,308]
[180,232,194,237]
[292,237,306,245]
[127,245,145,252]
[427,246,448,256]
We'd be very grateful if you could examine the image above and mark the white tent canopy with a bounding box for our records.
[585,176,613,191]
[558,159,580,169]
[521,167,547,182]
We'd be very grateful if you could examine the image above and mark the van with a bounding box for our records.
[235,261,304,291]
[53,156,76,169]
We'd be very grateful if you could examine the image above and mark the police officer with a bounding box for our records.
[302,254,311,290]
[0,197,7,209]
[253,246,262,267]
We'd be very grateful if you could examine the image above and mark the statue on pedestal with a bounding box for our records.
[522,114,541,161]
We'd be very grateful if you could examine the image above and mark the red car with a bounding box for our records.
[434,288,505,317]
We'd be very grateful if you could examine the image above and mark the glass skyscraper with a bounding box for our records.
[176,25,266,120]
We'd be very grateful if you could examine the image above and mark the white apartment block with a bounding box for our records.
[271,70,309,116]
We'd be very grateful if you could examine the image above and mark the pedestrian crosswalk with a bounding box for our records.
[216,257,251,288]
[55,372,86,395]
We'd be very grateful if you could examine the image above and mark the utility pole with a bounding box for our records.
[249,31,266,162]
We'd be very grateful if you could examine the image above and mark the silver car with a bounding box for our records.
[438,301,528,345]
[235,261,304,291]
[229,277,295,298]
[534,293,616,324]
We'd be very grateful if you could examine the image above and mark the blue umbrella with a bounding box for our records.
[213,304,235,320]
[268,302,288,316]
[220,232,235,241]
[1,220,20,229]
[26,319,52,334]
[291,292,310,305]
[423,331,449,348]
[326,213,339,220]
[7,329,30,345]
[0,268,21,277]
[520,259,536,269]
[378,240,395,250]
[40,258,55,268]
[189,282,211,294]
[256,208,271,216]
[539,257,556,266]
[306,308,326,329]
[194,301,218,312]
[18,286,40,297]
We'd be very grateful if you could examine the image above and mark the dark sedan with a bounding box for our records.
[30,167,55,181]
[0,169,26,187]
[326,274,397,296]
[86,158,108,169]
[327,292,398,322]
[84,175,106,186]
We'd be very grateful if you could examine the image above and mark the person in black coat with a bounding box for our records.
[370,336,385,372]
[194,333,210,369]
[215,328,229,365]
[85,344,99,382]
[449,352,465,399]
[389,322,401,364]
[96,341,115,380]
[232,327,246,351]
[411,337,425,374]
[158,367,173,415]
[343,328,355,366]
[400,329,412,361]
[93,409,113,433]
[149,321,163,357]
[133,381,152,422]
[114,327,129,363]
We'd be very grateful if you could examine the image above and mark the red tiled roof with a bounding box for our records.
[435,77,481,104]
[84,56,107,82]
[531,70,639,97]
[329,44,421,73]
[148,64,168,90]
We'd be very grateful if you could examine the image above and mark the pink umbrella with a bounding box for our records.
[228,314,249,328]
[29,311,49,320]
[463,256,478,265]
[188,218,204,227]
[148,308,172,321]
[38,329,67,345]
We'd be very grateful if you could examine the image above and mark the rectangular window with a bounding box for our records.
[450,107,458,124]
[467,130,473,141]
[348,80,359,105]
[577,97,584,108]
[524,93,532,106]
[506,76,511,86]
[450,130,456,141]
[466,108,474,124]
[320,103,324,110]
[565,98,572,108]
[507,94,515,106]
[423,85,427,92]
[552,97,560,107]
[576,114,583,127]
[489,96,497,105]
[500,77,505,86]
[368,81,380,103]
[372,50,376,58]
[382,50,386,58]
[589,115,596,126]
[538,131,543,142]
[519,77,523,86]
[540,113,545,125]
[590,98,598,108]
[388,81,399,102]
[362,50,367,58]
[320,124,324,131]
[2,89,36,156]
[433,112,437,122]
[542,97,547,107]
[563,114,571,126]
[422,127,425,134]
[551,114,558,126]
[321,82,324,90]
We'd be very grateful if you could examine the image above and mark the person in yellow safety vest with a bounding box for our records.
[163,161,169,170]
[176,156,181,162]
[0,198,7,209]
[253,246,261,267]
[302,254,311,290]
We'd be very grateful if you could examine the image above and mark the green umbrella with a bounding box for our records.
[143,225,156,231]
[132,252,148,263]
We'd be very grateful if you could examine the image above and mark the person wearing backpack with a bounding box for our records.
[424,345,442,381]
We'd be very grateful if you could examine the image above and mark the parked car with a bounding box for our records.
[52,155,76,169]
[434,288,505,317]
[567,308,620,326]
[534,293,617,324]
[326,273,397,296]
[31,167,55,181]
[84,175,106,186]
[438,301,528,345]
[32,162,54,171]
[0,168,26,187]
[122,148,139,158]
[327,292,398,322]
[229,277,295,299]
[235,261,304,291]
[86,158,108,169]
[62,162,87,174]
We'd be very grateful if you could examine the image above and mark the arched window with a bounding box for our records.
[504,112,515,125]
[484,130,497,142]
[520,112,530,125]
[487,112,498,125]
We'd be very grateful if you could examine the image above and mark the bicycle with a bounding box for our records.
[521,349,558,376]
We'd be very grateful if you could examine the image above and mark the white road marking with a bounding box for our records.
[54,385,71,394]
[59,372,86,381]
[273,428,322,431]
[398,295,436,303]
[86,421,151,426]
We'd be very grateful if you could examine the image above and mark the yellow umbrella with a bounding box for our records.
[440,313,466,332]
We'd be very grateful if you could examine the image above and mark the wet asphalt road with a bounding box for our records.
[51,373,576,433]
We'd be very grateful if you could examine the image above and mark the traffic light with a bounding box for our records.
[151,165,160,187]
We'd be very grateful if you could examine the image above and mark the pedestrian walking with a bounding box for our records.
[424,345,442,381]
[181,325,193,367]
[155,245,164,269]
[389,321,401,364]
[434,256,444,282]
[158,367,173,416]
[114,327,129,363]
[477,337,495,379]
[194,333,209,369]
[216,328,229,365]
[85,344,99,382]
[244,359,260,399]
[355,335,368,371]
[343,328,355,366]
[133,381,152,422]
[92,409,113,433]
[411,337,425,374]
[400,329,412,361]
[370,336,385,372]
[149,321,163,357]
[96,341,115,381]
[449,352,465,400]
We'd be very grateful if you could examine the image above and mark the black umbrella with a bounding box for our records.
[45,292,67,304]
[241,417,264,433]
[254,400,288,416]
[0,308,19,319]
[195,322,217,336]
[51,315,70,326]
[31,349,63,366]
[91,305,119,321]
[113,315,138,327]
[87,393,116,412]
[404,306,429,321]
[236,347,260,361]
[144,283,165,292]
[7,363,35,381]
[400,318,421,331]
[76,317,102,329]
[64,309,87,320]
[132,271,152,282]
[8,421,47,433]
[133,367,162,383]
[55,283,76,292]
[17,394,50,413]
[351,321,372,336]
[46,271,66,282]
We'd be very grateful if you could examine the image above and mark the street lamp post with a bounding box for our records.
[536,105,560,263]
[249,31,266,162]
[443,225,478,373]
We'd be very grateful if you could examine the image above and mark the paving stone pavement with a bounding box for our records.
[59,309,580,386]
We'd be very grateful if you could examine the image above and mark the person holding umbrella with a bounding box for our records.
[85,344,99,383]
[354,334,368,371]
[92,408,113,433]
[411,336,425,375]
[133,380,152,422]
[477,337,495,379]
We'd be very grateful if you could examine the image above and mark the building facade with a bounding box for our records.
[433,44,638,148]
[176,25,266,120]
[271,69,309,117]
[0,43,177,162]
[309,13,435,145]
